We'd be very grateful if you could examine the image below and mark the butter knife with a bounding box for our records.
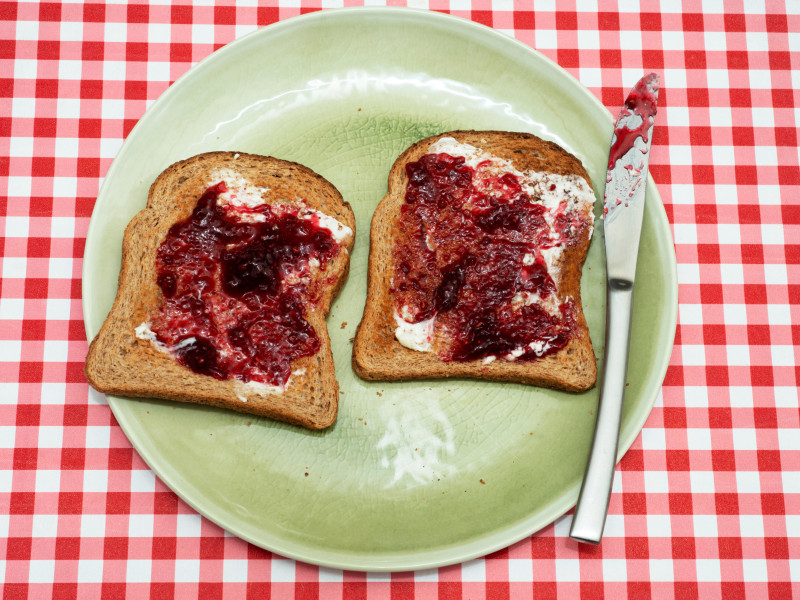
[569,73,660,544]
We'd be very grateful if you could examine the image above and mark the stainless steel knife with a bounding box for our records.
[569,73,660,544]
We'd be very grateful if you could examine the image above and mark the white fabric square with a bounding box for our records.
[717,224,742,245]
[694,559,721,582]
[130,469,156,493]
[28,560,56,584]
[58,60,82,81]
[757,184,781,205]
[660,30,684,50]
[602,558,627,582]
[670,184,695,204]
[31,514,59,537]
[681,345,706,366]
[709,106,732,127]
[783,472,800,493]
[12,97,35,119]
[641,428,666,450]
[690,471,715,494]
[100,138,123,159]
[693,515,718,537]
[54,136,80,159]
[720,262,744,283]
[365,572,391,583]
[767,304,792,326]
[673,223,697,244]
[774,387,797,408]
[176,513,202,537]
[3,257,27,278]
[50,217,76,238]
[223,559,249,583]
[723,304,748,325]
[43,340,69,363]
[687,428,712,451]
[269,559,295,582]
[736,471,761,494]
[778,428,800,451]
[53,177,78,198]
[104,22,128,43]
[128,514,154,538]
[685,386,709,407]
[508,559,532,582]
[174,559,200,583]
[80,514,106,537]
[147,61,171,82]
[126,560,152,583]
[662,68,687,89]
[41,382,66,404]
[763,263,787,286]
[619,30,642,50]
[0,426,15,448]
[739,515,765,537]
[726,345,751,366]
[732,428,757,451]
[579,68,602,88]
[679,304,703,325]
[535,30,557,49]
[148,23,171,42]
[77,560,104,583]
[742,559,769,582]
[56,98,81,119]
[771,345,795,367]
[413,568,439,582]
[460,558,486,582]
[750,107,775,128]
[83,470,109,494]
[14,59,37,80]
[0,340,22,362]
[603,513,625,537]
[46,298,71,321]
[7,177,32,197]
[729,388,753,408]
[704,31,726,50]
[668,145,692,166]
[0,513,8,538]
[705,69,729,89]
[85,426,111,449]
[714,184,739,205]
[101,99,126,121]
[555,559,580,582]
[60,21,84,42]
[0,298,24,320]
[649,558,674,582]
[37,426,63,449]
[35,470,61,494]
[677,263,700,285]
[9,137,34,158]
[647,514,672,537]
[644,471,670,493]
[711,145,735,166]
[754,145,779,167]
[701,0,725,11]
[748,69,772,89]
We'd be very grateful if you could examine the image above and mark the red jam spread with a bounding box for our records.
[147,181,343,388]
[392,150,592,362]
[607,73,659,170]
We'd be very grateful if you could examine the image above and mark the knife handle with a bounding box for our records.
[569,278,634,544]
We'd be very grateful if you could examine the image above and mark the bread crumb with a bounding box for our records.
[247,421,252,426]
[305,472,309,477]
[626,382,630,386]
[349,337,355,343]
[341,321,347,328]
[376,391,382,397]
[480,479,485,485]
[358,107,362,111]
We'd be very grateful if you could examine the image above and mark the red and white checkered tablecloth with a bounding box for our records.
[2,0,799,597]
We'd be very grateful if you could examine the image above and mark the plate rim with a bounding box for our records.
[82,6,678,571]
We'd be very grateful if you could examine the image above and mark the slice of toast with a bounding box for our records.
[85,152,355,429]
[353,131,597,392]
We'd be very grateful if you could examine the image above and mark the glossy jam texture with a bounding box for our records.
[392,152,590,362]
[149,182,341,387]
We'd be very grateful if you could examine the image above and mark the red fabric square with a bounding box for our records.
[669,493,693,514]
[38,2,61,21]
[471,10,492,27]
[711,450,736,471]
[152,537,177,560]
[723,13,746,31]
[769,51,792,71]
[83,3,105,22]
[104,537,129,560]
[58,492,83,514]
[598,12,619,30]
[766,14,788,32]
[172,5,192,24]
[55,537,81,560]
[718,537,742,559]
[757,450,781,471]
[682,13,704,31]
[556,11,577,30]
[127,4,149,23]
[715,493,739,514]
[514,11,534,30]
[671,537,695,559]
[215,5,236,25]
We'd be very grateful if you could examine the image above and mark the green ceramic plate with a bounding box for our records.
[83,8,677,571]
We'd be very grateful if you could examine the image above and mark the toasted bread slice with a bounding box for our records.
[353,131,597,391]
[85,152,355,429]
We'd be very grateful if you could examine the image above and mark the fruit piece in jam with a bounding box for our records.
[391,139,593,363]
[143,179,348,389]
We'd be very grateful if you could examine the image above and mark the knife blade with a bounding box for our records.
[569,73,660,544]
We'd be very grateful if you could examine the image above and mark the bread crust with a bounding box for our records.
[352,131,597,391]
[85,152,355,429]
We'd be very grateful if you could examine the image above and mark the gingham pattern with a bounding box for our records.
[2,1,799,597]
